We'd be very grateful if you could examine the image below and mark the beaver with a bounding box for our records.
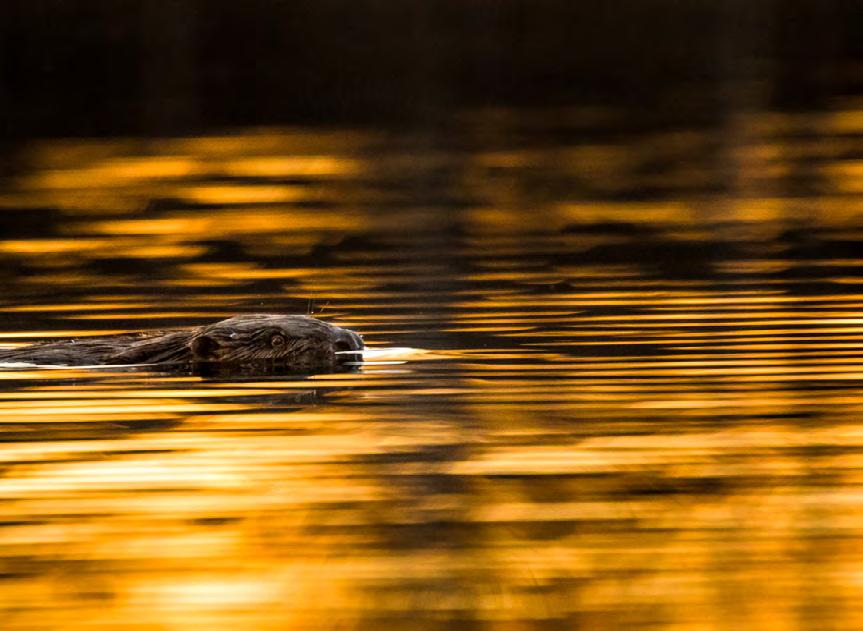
[0,314,364,373]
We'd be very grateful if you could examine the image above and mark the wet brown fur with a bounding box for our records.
[0,315,364,373]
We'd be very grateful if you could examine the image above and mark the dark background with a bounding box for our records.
[1,0,861,139]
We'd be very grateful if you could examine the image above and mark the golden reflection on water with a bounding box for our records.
[2,105,863,628]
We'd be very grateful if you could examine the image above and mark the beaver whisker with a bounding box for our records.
[0,314,364,374]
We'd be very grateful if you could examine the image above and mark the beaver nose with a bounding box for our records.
[333,327,364,364]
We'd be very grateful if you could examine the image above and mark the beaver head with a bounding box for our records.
[0,314,365,374]
[187,314,364,370]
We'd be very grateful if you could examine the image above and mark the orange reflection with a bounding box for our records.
[2,109,863,630]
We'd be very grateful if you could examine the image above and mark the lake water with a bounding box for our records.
[2,105,863,629]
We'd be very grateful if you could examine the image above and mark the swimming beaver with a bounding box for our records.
[0,314,364,373]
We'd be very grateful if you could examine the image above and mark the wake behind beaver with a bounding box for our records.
[0,315,364,374]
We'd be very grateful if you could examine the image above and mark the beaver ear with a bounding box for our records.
[191,335,220,360]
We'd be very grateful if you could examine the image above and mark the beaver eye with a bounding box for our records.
[270,334,286,348]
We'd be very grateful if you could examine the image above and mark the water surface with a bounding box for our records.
[2,106,863,629]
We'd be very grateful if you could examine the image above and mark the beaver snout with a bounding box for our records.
[333,327,364,366]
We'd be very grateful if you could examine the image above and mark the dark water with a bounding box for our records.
[2,105,863,629]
